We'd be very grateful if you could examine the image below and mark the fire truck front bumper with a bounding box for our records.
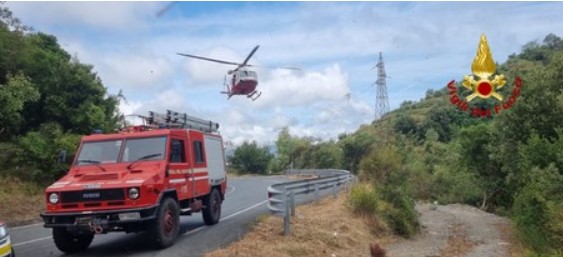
[40,205,159,232]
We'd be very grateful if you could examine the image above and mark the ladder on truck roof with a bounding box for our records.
[146,110,220,133]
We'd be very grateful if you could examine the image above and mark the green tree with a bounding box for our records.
[0,4,122,185]
[230,141,273,174]
[303,141,343,169]
[0,73,39,138]
[393,114,417,135]
[1,4,122,137]
[272,127,314,170]
[512,165,563,253]
[19,34,121,134]
[273,127,292,171]
[339,131,374,174]
[15,123,80,183]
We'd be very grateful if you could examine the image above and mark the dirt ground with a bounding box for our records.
[386,203,522,257]
[206,195,524,257]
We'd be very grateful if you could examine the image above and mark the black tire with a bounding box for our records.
[202,188,222,225]
[150,197,180,249]
[52,227,94,254]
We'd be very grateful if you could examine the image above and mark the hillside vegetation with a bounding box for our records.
[0,4,122,185]
[230,33,562,256]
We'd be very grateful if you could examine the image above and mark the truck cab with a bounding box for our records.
[41,110,227,253]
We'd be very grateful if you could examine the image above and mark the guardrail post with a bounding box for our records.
[332,182,337,198]
[289,190,295,217]
[314,183,319,200]
[284,197,291,236]
[283,186,290,236]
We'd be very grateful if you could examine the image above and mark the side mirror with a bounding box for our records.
[58,150,67,164]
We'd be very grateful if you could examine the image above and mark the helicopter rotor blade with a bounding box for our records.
[177,53,242,66]
[246,64,301,71]
[241,45,260,66]
[232,45,260,73]
[156,2,176,18]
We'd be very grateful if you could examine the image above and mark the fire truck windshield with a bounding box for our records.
[76,140,122,165]
[122,136,166,162]
[75,136,166,166]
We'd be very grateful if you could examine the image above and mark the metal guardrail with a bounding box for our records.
[267,169,352,236]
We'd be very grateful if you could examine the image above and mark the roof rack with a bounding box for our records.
[146,110,220,133]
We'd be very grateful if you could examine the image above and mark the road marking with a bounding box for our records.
[182,200,268,237]
[225,185,236,196]
[182,225,207,236]
[221,200,268,222]
[13,236,52,247]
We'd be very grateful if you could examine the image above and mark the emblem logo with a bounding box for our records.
[83,192,101,199]
[447,34,522,117]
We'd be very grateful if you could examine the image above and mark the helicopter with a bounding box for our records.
[177,45,298,101]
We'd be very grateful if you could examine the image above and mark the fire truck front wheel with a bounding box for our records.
[52,227,94,254]
[151,197,180,249]
[202,188,222,225]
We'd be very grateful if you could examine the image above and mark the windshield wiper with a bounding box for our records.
[127,153,162,170]
[78,159,107,172]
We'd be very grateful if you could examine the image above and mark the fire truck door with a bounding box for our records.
[168,138,190,199]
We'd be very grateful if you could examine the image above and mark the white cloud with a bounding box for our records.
[257,64,350,107]
[100,55,175,90]
[6,2,158,31]
[181,46,243,83]
[6,1,563,146]
[119,100,143,116]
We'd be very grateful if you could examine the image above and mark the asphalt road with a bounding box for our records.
[11,175,291,257]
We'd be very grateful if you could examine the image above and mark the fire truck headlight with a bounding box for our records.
[128,187,140,200]
[49,193,59,204]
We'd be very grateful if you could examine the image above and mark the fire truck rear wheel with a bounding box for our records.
[52,227,94,254]
[202,188,221,225]
[151,197,180,248]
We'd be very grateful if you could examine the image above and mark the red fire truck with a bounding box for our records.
[41,110,227,253]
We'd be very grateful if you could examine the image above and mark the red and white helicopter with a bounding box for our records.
[178,45,298,101]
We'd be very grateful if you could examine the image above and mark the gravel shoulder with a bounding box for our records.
[386,203,514,257]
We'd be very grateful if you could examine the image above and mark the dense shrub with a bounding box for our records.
[349,183,419,238]
[358,144,402,182]
[15,123,80,183]
[349,184,382,216]
[229,141,273,174]
[354,144,420,238]
[429,165,483,205]
[512,165,563,254]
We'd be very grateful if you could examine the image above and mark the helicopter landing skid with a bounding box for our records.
[248,91,261,101]
[221,91,234,100]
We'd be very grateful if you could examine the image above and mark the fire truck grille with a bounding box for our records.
[61,189,125,203]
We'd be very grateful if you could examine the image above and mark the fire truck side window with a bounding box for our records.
[170,139,186,163]
[193,141,205,164]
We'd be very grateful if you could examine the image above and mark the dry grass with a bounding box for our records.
[440,224,480,257]
[0,176,44,226]
[496,222,525,257]
[206,192,392,257]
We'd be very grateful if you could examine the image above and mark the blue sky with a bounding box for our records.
[6,1,563,145]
